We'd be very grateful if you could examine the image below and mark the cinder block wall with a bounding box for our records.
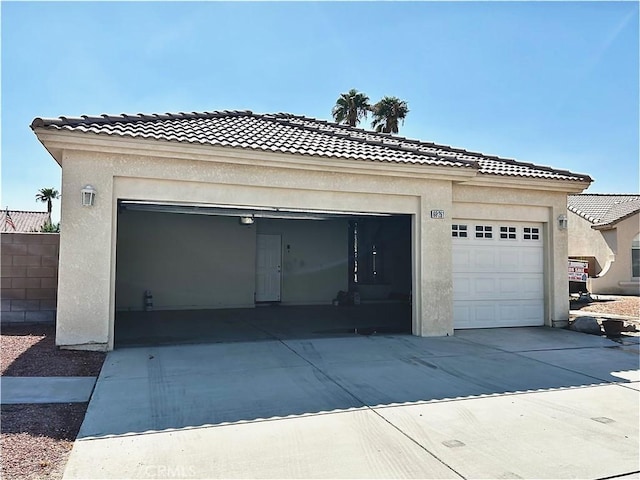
[1,233,59,324]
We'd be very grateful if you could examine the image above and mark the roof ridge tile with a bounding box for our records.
[258,113,478,168]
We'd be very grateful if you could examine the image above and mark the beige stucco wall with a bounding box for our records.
[257,218,348,305]
[569,211,640,295]
[567,211,612,274]
[115,211,256,310]
[41,131,586,350]
[56,154,114,350]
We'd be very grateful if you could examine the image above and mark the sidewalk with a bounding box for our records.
[0,376,97,404]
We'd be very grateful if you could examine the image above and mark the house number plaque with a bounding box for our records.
[430,210,445,219]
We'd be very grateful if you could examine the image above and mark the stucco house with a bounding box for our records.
[568,194,640,295]
[30,110,592,351]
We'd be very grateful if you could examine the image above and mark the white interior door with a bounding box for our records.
[255,234,282,302]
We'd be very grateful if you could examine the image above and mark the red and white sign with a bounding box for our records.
[569,260,589,282]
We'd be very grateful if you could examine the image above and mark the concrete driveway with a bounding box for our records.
[64,327,639,479]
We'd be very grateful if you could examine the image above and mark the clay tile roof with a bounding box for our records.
[31,110,591,182]
[0,210,50,233]
[567,194,640,228]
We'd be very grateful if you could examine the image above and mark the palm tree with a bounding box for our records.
[332,89,371,127]
[35,188,60,216]
[371,96,409,134]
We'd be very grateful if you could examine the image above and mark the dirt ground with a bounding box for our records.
[1,324,106,480]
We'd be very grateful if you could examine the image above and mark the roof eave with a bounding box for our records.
[592,209,640,230]
[30,128,481,182]
[457,172,592,193]
[31,127,64,166]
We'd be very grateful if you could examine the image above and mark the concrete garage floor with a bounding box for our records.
[64,327,639,479]
[115,303,412,347]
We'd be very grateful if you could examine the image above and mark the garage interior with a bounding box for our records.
[114,201,412,347]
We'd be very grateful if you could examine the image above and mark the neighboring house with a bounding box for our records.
[30,110,591,351]
[1,210,50,233]
[568,194,640,295]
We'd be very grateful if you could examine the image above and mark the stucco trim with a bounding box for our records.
[456,175,591,193]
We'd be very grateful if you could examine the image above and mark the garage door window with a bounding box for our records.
[452,224,468,238]
[523,227,540,240]
[500,226,517,240]
[475,225,493,239]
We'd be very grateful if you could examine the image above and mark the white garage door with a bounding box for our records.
[452,221,544,329]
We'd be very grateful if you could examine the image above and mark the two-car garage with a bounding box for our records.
[114,200,546,345]
[29,110,590,351]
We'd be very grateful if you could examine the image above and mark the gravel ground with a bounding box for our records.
[1,324,105,377]
[1,404,88,480]
[571,296,640,333]
[572,295,640,319]
[1,324,106,480]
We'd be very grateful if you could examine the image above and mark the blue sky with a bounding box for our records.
[2,1,638,222]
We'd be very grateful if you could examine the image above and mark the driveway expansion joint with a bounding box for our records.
[279,338,467,479]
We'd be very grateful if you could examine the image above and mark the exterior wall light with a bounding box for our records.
[81,185,96,207]
[558,214,568,230]
[239,215,254,225]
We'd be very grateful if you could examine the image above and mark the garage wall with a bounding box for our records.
[116,211,256,310]
[257,218,348,305]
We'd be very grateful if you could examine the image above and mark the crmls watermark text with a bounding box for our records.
[142,465,197,478]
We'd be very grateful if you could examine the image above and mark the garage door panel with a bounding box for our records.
[452,249,472,269]
[522,250,544,270]
[475,250,497,270]
[519,275,544,297]
[453,247,542,274]
[454,277,472,297]
[453,221,544,329]
[474,277,497,296]
[454,274,543,301]
[497,277,521,296]
[455,300,544,329]
[453,304,470,324]
[498,250,520,271]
